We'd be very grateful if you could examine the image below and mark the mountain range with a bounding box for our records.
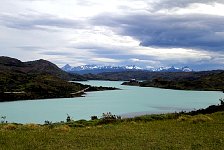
[61,64,193,74]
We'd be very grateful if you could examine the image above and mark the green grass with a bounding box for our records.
[1,112,224,150]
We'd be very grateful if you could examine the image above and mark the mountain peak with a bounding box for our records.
[181,66,193,72]
[61,64,73,71]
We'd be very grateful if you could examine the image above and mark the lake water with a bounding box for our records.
[0,80,223,124]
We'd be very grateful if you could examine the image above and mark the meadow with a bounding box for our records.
[0,112,224,150]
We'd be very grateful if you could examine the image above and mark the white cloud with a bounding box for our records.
[91,57,121,63]
[0,0,223,70]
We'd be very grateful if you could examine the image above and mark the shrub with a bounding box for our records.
[66,114,72,122]
[190,115,213,124]
[219,98,224,105]
[1,116,7,123]
[91,116,98,120]
[44,120,52,125]
[101,112,121,120]
[177,115,192,122]
[54,125,71,132]
[23,124,40,130]
[68,123,85,128]
[2,124,17,130]
[98,112,121,124]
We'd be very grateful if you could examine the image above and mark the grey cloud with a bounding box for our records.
[40,51,73,56]
[17,46,73,56]
[17,46,44,51]
[153,0,224,10]
[0,14,84,30]
[91,13,224,52]
[71,44,108,50]
[70,42,153,61]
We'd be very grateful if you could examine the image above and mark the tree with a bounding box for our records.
[66,114,71,122]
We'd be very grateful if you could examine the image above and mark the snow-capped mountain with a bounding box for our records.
[72,65,140,71]
[181,66,193,72]
[61,64,193,74]
[61,64,73,72]
[151,66,193,72]
[61,64,143,74]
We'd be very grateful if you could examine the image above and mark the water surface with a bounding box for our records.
[0,80,223,123]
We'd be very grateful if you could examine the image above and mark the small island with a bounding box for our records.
[121,79,141,86]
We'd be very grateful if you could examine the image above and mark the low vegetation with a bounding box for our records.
[0,112,223,149]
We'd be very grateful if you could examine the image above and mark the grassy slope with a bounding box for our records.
[0,112,224,150]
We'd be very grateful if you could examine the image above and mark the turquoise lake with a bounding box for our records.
[0,80,223,124]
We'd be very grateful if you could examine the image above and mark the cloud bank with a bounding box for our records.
[0,0,223,70]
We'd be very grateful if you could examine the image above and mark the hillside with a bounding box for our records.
[0,56,85,81]
[122,71,224,91]
[0,56,115,102]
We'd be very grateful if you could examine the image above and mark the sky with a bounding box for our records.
[0,0,224,70]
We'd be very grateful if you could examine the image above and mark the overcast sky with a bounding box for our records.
[0,0,224,70]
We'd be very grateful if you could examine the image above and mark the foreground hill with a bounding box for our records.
[0,56,115,102]
[122,71,224,91]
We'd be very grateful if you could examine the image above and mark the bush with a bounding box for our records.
[219,98,224,105]
[177,115,192,122]
[101,112,121,120]
[44,120,52,125]
[54,125,71,132]
[190,115,213,124]
[23,124,40,130]
[91,116,98,120]
[2,124,17,130]
[98,112,121,124]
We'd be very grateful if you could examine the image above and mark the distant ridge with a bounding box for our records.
[122,71,224,91]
